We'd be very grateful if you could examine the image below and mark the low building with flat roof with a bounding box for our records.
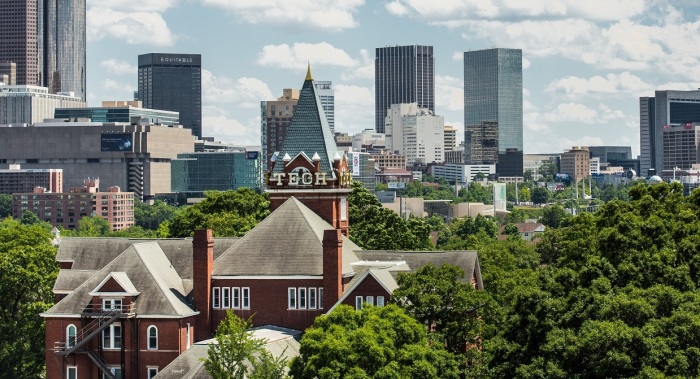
[54,100,179,126]
[0,164,62,194]
[171,150,263,193]
[0,85,86,125]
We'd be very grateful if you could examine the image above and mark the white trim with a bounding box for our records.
[66,366,77,379]
[90,291,139,296]
[355,296,363,310]
[308,288,317,310]
[298,288,307,309]
[212,287,220,309]
[212,275,322,280]
[268,189,352,194]
[221,287,231,309]
[147,325,158,350]
[242,287,250,309]
[147,367,159,379]
[328,270,393,313]
[232,287,240,309]
[89,272,140,296]
[66,324,77,348]
[135,313,199,318]
[288,288,297,309]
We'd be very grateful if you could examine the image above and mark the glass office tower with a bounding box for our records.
[464,48,523,177]
[375,45,434,133]
[314,80,335,134]
[138,53,202,138]
[43,0,86,100]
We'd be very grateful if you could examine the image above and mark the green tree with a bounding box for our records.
[540,205,571,229]
[539,161,557,181]
[203,310,288,379]
[134,200,177,230]
[523,169,534,182]
[20,210,42,225]
[531,186,551,205]
[0,194,11,218]
[289,304,460,379]
[76,215,111,236]
[0,218,58,378]
[503,223,520,237]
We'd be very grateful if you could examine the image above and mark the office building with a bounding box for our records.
[0,165,62,194]
[171,150,262,193]
[464,120,498,165]
[0,121,194,200]
[444,125,457,151]
[432,163,495,185]
[560,146,590,182]
[314,80,335,133]
[0,62,17,85]
[371,151,407,169]
[0,1,40,86]
[0,85,85,125]
[640,90,700,176]
[43,0,87,100]
[138,53,202,138]
[445,147,465,164]
[349,151,376,192]
[375,45,434,133]
[464,48,523,177]
[54,100,179,126]
[12,178,134,230]
[334,132,353,152]
[662,122,700,171]
[261,88,299,172]
[384,103,443,165]
[352,129,385,151]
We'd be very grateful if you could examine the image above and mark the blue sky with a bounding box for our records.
[86,0,700,156]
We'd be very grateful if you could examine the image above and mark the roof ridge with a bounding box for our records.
[133,242,187,315]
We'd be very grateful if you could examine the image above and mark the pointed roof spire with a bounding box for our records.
[305,62,313,81]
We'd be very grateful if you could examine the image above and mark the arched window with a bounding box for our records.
[66,324,77,348]
[147,325,158,350]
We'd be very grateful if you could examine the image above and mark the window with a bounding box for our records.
[103,368,122,379]
[355,296,363,310]
[186,323,191,349]
[147,367,158,379]
[298,288,307,309]
[366,296,374,306]
[377,296,385,308]
[147,326,158,350]
[67,366,77,379]
[232,287,240,309]
[319,288,324,309]
[340,197,347,221]
[288,288,296,309]
[242,287,250,309]
[102,324,122,349]
[212,287,220,309]
[222,287,230,309]
[103,298,122,311]
[66,324,77,348]
[309,288,317,309]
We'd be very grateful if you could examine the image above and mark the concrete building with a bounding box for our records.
[261,88,299,173]
[560,146,590,182]
[12,178,134,230]
[0,164,62,194]
[54,100,179,126]
[0,1,41,86]
[445,147,465,164]
[431,164,496,184]
[314,80,334,133]
[464,48,523,177]
[384,103,443,165]
[370,151,407,169]
[0,121,195,200]
[352,129,385,151]
[0,62,17,85]
[444,125,457,151]
[662,122,700,171]
[375,45,434,133]
[334,132,353,152]
[523,154,558,180]
[0,85,85,125]
[640,90,700,176]
[138,53,202,138]
[590,157,601,175]
[171,150,263,193]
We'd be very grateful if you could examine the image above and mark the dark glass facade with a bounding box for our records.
[171,151,262,192]
[375,45,434,133]
[464,48,523,176]
[43,0,86,100]
[138,53,202,138]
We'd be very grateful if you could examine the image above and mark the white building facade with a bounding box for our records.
[385,103,444,165]
[0,85,85,125]
[432,164,496,184]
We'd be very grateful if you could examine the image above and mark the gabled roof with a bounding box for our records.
[89,272,139,296]
[274,69,338,175]
[43,242,196,317]
[213,197,361,276]
[329,268,398,313]
[53,269,97,294]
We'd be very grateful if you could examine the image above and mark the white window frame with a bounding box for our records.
[102,298,122,312]
[242,287,250,309]
[212,287,220,309]
[377,296,385,308]
[186,323,191,349]
[147,325,158,350]
[319,288,324,309]
[308,288,317,309]
[288,288,297,309]
[232,287,240,309]
[66,324,77,348]
[103,367,122,379]
[67,366,77,379]
[102,323,122,349]
[355,296,363,310]
[298,288,307,309]
[340,197,347,221]
[222,287,231,309]
[147,367,158,379]
[366,296,374,306]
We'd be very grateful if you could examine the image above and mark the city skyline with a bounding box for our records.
[83,1,700,156]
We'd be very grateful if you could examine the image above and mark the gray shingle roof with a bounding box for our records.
[53,269,98,293]
[44,242,196,317]
[274,73,338,175]
[213,197,361,276]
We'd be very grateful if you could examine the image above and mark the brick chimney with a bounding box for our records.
[322,229,343,309]
[192,229,213,341]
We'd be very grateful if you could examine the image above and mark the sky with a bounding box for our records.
[86,0,700,156]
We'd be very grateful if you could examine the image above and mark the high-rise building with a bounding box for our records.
[560,146,590,183]
[261,88,299,173]
[464,121,498,165]
[314,81,334,134]
[464,48,523,177]
[640,90,700,176]
[0,62,17,85]
[0,85,85,125]
[662,122,700,171]
[384,103,444,165]
[444,125,457,151]
[375,45,434,133]
[0,165,62,194]
[138,53,202,139]
[0,0,87,99]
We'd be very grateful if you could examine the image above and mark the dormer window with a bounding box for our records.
[103,298,122,312]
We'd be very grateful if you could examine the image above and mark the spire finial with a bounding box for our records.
[305,61,312,81]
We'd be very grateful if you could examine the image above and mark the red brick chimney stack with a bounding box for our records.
[192,229,213,341]
[322,229,343,309]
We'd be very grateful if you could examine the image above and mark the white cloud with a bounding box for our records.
[88,0,177,12]
[201,70,273,108]
[435,75,463,112]
[522,56,531,69]
[200,0,364,31]
[87,8,175,46]
[341,49,374,80]
[451,51,463,61]
[202,106,261,145]
[544,103,598,124]
[334,84,374,134]
[546,72,651,95]
[100,59,137,75]
[257,42,358,70]
[100,79,135,99]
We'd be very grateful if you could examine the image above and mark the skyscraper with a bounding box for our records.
[640,90,700,176]
[138,53,202,139]
[375,45,434,133]
[261,88,299,173]
[0,0,86,99]
[464,48,523,177]
[314,81,335,134]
